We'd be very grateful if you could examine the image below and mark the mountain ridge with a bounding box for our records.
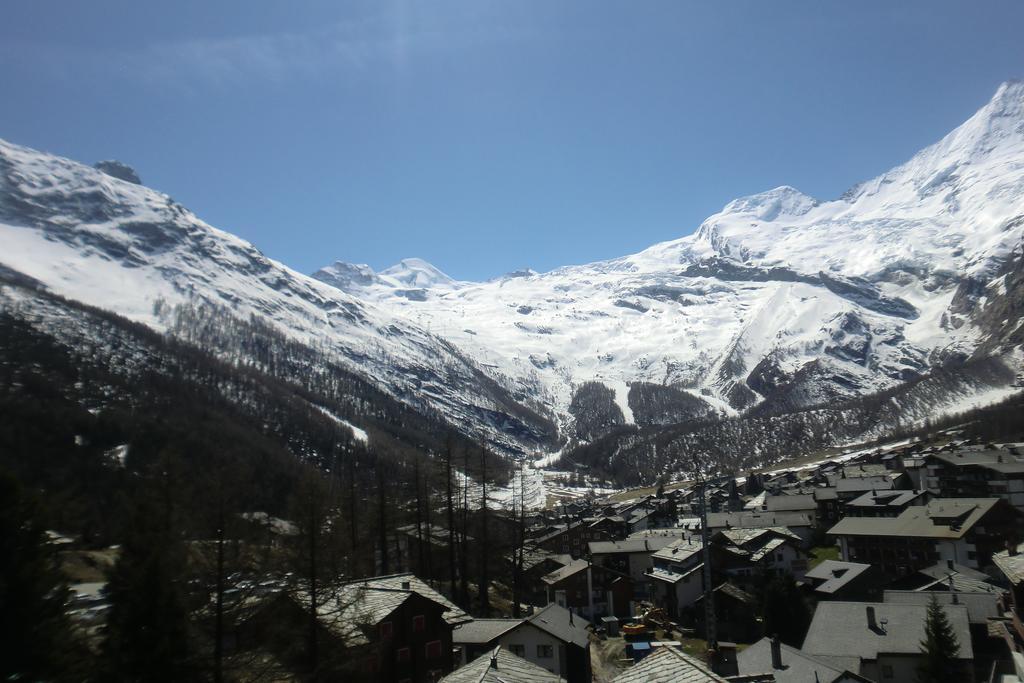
[1,82,1022,471]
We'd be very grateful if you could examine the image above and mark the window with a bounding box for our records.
[425,640,442,659]
[412,615,425,633]
[380,621,393,639]
[397,647,410,662]
[510,644,525,658]
[537,644,554,658]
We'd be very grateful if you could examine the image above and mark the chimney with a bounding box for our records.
[569,610,574,625]
[866,606,878,631]
[645,540,649,550]
[401,580,411,590]
[490,652,498,669]
[770,635,782,669]
[946,559,954,571]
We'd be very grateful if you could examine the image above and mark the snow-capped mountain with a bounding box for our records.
[315,81,1024,432]
[0,140,556,456]
[0,82,1022,465]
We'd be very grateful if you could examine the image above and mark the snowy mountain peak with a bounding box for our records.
[721,185,819,221]
[379,257,459,288]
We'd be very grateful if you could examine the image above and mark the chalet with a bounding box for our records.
[693,582,760,643]
[587,537,674,600]
[883,590,1004,676]
[647,563,705,619]
[828,498,1024,579]
[514,549,573,606]
[711,527,809,582]
[535,521,610,558]
[802,601,974,682]
[991,548,1024,654]
[541,558,632,619]
[993,547,1024,618]
[650,537,704,573]
[248,577,460,682]
[451,604,591,683]
[706,510,816,546]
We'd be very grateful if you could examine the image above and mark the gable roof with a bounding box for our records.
[440,645,565,683]
[526,603,591,649]
[541,559,590,585]
[453,619,523,645]
[738,637,850,683]
[804,560,873,594]
[611,646,727,683]
[883,590,999,625]
[298,585,443,647]
[802,601,973,662]
[354,573,471,625]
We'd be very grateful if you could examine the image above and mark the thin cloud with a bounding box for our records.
[3,12,539,92]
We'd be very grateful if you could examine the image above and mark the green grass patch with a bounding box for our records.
[809,545,840,568]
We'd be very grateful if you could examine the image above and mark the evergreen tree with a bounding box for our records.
[0,471,79,680]
[102,474,195,681]
[761,573,810,646]
[918,593,961,683]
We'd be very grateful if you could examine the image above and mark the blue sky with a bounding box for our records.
[2,2,1022,281]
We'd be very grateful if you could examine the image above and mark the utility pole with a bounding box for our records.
[697,475,717,666]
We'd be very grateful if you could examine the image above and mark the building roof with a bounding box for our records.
[541,559,589,585]
[611,646,728,683]
[588,537,674,556]
[354,573,471,625]
[440,646,565,683]
[803,560,873,594]
[844,489,928,510]
[707,510,814,531]
[649,564,702,586]
[918,560,991,582]
[928,449,1024,474]
[693,582,758,607]
[737,637,851,683]
[802,601,973,662]
[452,619,523,645]
[993,549,1024,586]
[306,585,416,647]
[651,537,704,564]
[527,603,591,649]
[827,498,1003,540]
[883,591,1000,625]
[759,494,818,512]
[833,476,895,494]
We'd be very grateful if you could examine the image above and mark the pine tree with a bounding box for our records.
[918,593,961,683]
[761,573,810,646]
[102,479,195,681]
[0,471,79,680]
